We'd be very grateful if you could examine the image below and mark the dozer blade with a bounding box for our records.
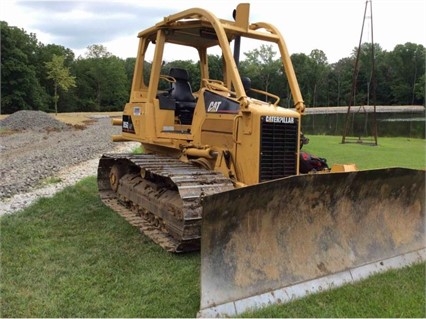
[199,167,425,317]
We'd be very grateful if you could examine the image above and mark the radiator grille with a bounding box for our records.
[259,116,298,182]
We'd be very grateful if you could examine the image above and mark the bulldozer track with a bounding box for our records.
[97,153,234,252]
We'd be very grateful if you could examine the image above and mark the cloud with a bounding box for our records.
[15,1,172,50]
[2,0,425,62]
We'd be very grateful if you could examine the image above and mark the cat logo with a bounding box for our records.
[207,101,222,112]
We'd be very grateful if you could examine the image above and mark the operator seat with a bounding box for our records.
[241,76,254,98]
[169,67,196,125]
[241,76,251,93]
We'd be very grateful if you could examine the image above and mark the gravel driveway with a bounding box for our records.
[0,111,139,215]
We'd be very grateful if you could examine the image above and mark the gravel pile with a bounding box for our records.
[0,111,139,214]
[0,110,71,131]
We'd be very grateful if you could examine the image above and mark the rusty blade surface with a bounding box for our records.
[199,167,425,317]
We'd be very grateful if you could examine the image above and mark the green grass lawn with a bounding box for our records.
[303,136,425,170]
[1,136,425,317]
[1,179,200,318]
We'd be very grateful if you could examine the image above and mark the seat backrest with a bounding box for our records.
[169,68,196,102]
[241,76,251,92]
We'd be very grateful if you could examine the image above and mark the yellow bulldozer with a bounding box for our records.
[97,3,425,317]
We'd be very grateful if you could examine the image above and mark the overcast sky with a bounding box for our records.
[1,0,425,63]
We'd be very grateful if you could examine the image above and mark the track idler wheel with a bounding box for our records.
[109,164,126,192]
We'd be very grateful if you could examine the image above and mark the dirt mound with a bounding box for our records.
[0,110,71,132]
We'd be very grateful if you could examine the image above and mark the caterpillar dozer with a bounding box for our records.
[97,3,425,317]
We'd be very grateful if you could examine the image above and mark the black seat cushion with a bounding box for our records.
[169,68,196,103]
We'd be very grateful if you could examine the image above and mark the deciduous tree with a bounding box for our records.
[45,54,76,115]
[0,22,48,114]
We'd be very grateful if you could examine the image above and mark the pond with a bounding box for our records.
[300,106,425,139]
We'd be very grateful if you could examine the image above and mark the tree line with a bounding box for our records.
[1,21,424,115]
